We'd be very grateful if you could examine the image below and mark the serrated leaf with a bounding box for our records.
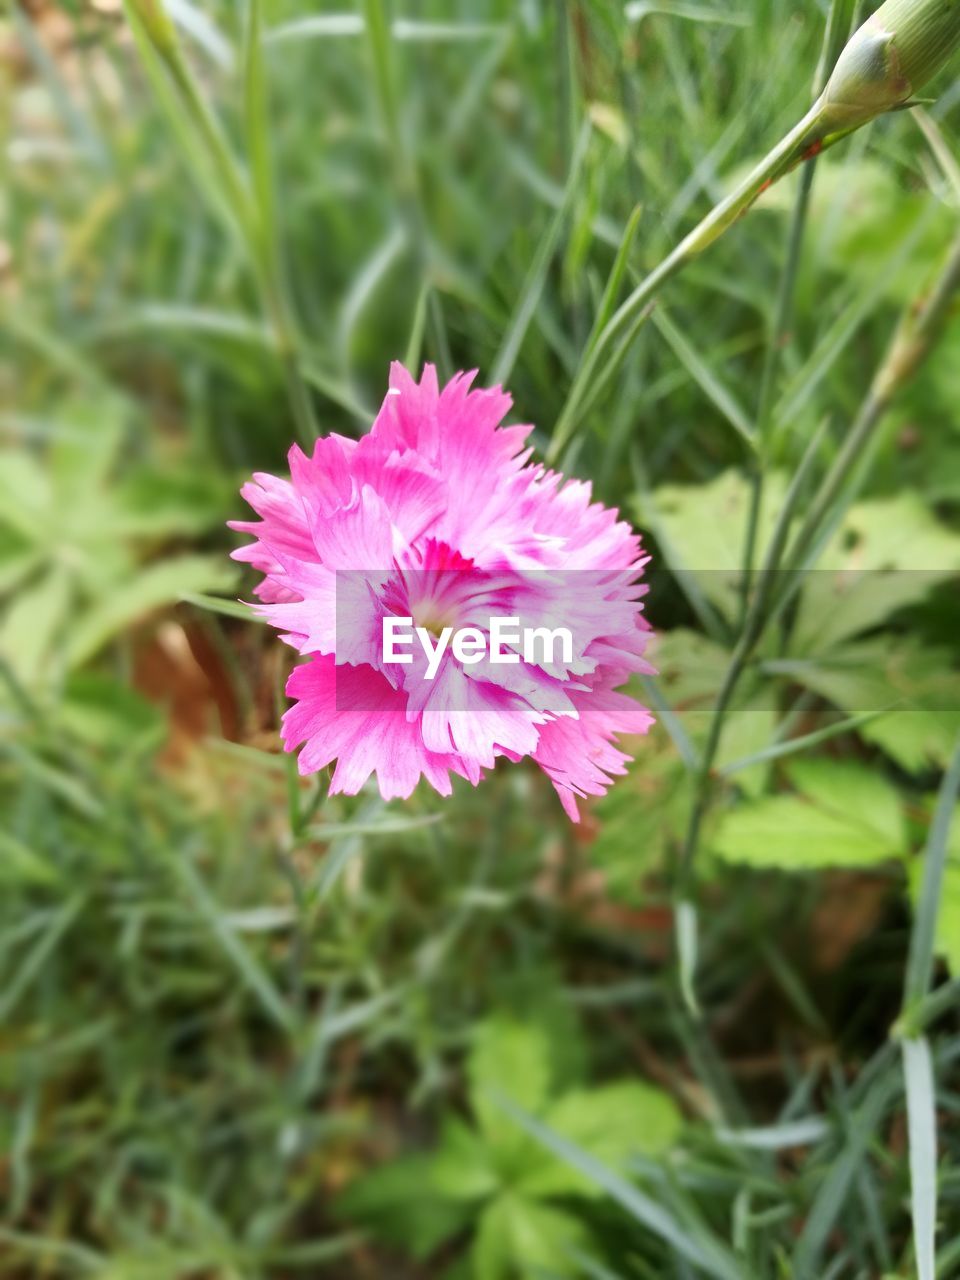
[637,471,788,624]
[473,1194,585,1280]
[786,638,960,772]
[430,1118,501,1203]
[792,496,960,654]
[520,1081,682,1199]
[786,759,906,849]
[338,1155,469,1260]
[713,761,907,870]
[469,1019,553,1149]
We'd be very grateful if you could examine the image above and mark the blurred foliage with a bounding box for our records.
[2,0,960,1278]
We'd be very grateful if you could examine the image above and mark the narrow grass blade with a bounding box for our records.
[404,282,430,370]
[122,0,250,248]
[171,852,296,1034]
[181,593,263,622]
[714,1118,829,1150]
[167,0,233,67]
[313,833,365,901]
[585,203,644,358]
[489,120,591,385]
[902,1036,937,1280]
[676,898,701,1017]
[265,15,505,43]
[243,0,273,244]
[86,303,274,347]
[0,897,84,1024]
[491,1094,749,1280]
[308,813,443,840]
[903,735,960,1011]
[793,1073,898,1276]
[652,309,755,451]
[719,707,895,776]
[625,2,749,26]
[640,675,699,771]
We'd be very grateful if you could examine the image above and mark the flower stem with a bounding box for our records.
[361,0,452,379]
[784,230,960,578]
[676,229,960,919]
[124,0,319,445]
[547,101,830,464]
[739,0,858,626]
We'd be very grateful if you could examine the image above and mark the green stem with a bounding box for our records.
[676,415,830,895]
[902,735,960,1014]
[362,0,451,378]
[127,2,319,444]
[784,231,960,577]
[739,0,856,627]
[547,101,830,464]
[678,230,960,901]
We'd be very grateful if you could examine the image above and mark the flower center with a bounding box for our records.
[411,601,459,638]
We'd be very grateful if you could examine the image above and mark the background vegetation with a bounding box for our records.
[2,0,960,1276]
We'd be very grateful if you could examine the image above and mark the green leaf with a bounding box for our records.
[636,471,788,624]
[66,555,236,668]
[113,466,232,537]
[792,496,960,654]
[787,759,906,849]
[59,674,164,750]
[338,1156,469,1260]
[652,309,755,451]
[0,450,52,542]
[653,628,777,796]
[491,1095,744,1280]
[0,831,62,887]
[469,1019,553,1148]
[783,638,960,772]
[0,566,72,687]
[712,760,906,870]
[430,1118,501,1203]
[489,121,592,386]
[48,396,125,500]
[520,1081,682,1199]
[473,1194,585,1280]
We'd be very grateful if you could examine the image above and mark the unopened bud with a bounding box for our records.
[819,0,960,129]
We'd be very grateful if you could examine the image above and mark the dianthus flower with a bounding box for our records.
[231,364,653,819]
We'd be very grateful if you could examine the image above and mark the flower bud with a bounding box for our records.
[819,0,960,129]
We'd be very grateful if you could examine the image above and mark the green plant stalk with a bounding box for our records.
[361,0,452,379]
[547,0,960,464]
[676,232,960,923]
[784,229,960,580]
[893,732,960,1280]
[124,0,318,445]
[243,0,320,443]
[901,735,960,1018]
[740,0,858,624]
[547,102,837,464]
[675,414,832,909]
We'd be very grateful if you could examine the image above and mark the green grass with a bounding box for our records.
[3,1,960,1276]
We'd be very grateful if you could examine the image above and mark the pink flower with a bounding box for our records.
[231,363,653,819]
